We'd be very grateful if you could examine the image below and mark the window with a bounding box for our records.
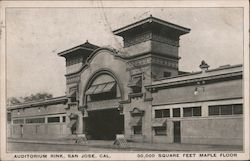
[47,116,60,123]
[7,113,11,122]
[208,106,220,115]
[163,71,171,78]
[173,108,180,117]
[208,104,243,116]
[233,104,243,114]
[221,105,232,115]
[155,109,170,118]
[62,116,66,122]
[193,107,201,116]
[128,75,142,94]
[25,118,45,124]
[154,127,166,136]
[183,107,201,117]
[133,126,142,135]
[13,119,24,124]
[183,108,192,117]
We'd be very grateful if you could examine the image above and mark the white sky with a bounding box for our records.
[6,7,243,98]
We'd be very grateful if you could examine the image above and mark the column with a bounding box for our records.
[77,112,83,134]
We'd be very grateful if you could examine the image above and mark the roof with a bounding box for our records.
[7,96,68,110]
[113,15,190,37]
[58,41,100,58]
[145,64,243,90]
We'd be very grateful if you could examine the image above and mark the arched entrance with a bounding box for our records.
[84,71,124,140]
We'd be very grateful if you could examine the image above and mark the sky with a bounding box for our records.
[6,7,243,98]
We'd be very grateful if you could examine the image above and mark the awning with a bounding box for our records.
[67,90,76,98]
[67,120,76,128]
[152,118,167,127]
[129,117,142,126]
[85,86,97,95]
[102,82,116,93]
[85,81,116,95]
[129,107,144,116]
[93,84,106,94]
[128,77,141,87]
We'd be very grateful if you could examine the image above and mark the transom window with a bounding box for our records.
[163,71,171,78]
[183,107,201,117]
[13,119,24,124]
[26,118,45,124]
[209,104,243,116]
[173,108,180,117]
[47,116,60,123]
[155,109,170,118]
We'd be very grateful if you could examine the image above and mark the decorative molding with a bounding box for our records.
[126,56,178,70]
[151,57,178,69]
[146,71,242,90]
[127,57,151,70]
[124,32,152,47]
[152,34,179,46]
[119,99,131,104]
[128,92,143,99]
[123,31,179,48]
[66,75,80,85]
[66,56,83,66]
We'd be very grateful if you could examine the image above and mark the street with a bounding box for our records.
[7,142,124,152]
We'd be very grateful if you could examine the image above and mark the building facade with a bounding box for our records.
[7,16,243,146]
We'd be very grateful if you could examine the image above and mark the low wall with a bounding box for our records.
[11,123,69,139]
[181,117,243,145]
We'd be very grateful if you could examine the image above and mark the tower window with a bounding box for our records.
[163,72,171,78]
[128,75,142,93]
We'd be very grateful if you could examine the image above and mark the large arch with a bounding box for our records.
[82,69,125,140]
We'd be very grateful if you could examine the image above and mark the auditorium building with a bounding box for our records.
[7,16,243,146]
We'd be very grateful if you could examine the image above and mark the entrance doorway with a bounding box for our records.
[173,121,181,143]
[86,109,124,140]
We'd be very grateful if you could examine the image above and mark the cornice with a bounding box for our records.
[146,71,242,91]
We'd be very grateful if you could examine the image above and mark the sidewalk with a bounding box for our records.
[8,137,243,151]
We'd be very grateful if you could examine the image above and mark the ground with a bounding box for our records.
[8,142,123,152]
[7,138,243,152]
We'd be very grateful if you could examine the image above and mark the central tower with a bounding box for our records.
[113,15,190,80]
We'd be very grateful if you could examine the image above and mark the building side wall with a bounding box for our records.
[10,102,69,139]
[152,99,243,145]
[152,79,242,105]
[181,117,243,145]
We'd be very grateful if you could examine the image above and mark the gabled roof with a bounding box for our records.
[58,41,100,58]
[113,15,190,37]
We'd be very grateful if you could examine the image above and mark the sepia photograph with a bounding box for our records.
[0,0,249,160]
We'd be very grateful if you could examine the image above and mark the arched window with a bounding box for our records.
[85,74,120,102]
